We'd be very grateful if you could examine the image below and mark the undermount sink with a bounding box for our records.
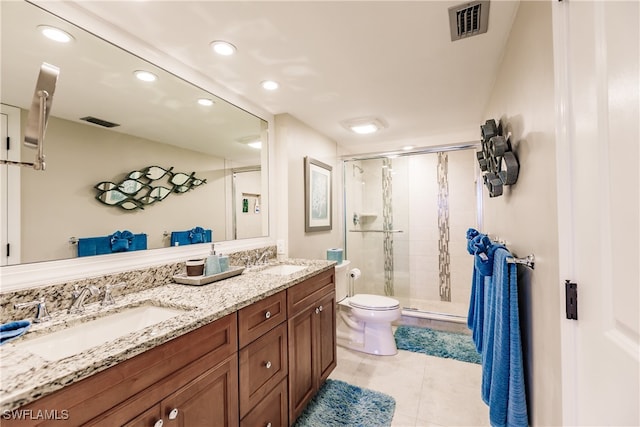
[260,264,307,275]
[15,304,185,362]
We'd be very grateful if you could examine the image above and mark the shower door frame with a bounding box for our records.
[341,142,484,317]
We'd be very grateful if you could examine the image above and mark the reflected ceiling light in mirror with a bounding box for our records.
[261,80,279,91]
[238,135,262,150]
[134,70,158,82]
[37,25,74,43]
[210,40,237,56]
[403,145,415,151]
[197,98,214,106]
[341,117,387,135]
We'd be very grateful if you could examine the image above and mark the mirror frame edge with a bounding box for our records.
[1,1,277,292]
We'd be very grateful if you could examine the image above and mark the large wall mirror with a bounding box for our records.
[0,1,270,267]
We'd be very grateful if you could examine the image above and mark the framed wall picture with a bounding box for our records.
[304,156,332,232]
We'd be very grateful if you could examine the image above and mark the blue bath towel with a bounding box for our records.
[482,247,528,427]
[0,320,31,345]
[170,227,212,247]
[467,231,503,352]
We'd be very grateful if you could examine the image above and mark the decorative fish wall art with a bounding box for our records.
[94,166,207,210]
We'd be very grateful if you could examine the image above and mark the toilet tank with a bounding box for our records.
[334,260,351,301]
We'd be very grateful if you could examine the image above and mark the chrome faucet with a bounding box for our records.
[256,249,273,265]
[101,282,126,306]
[14,297,51,323]
[68,285,100,314]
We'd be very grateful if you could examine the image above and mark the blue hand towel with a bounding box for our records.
[0,320,31,345]
[110,230,135,252]
[170,228,212,246]
[78,232,147,257]
[482,247,528,427]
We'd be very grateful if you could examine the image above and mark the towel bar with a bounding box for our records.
[507,254,535,269]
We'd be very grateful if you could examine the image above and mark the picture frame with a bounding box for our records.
[304,156,332,232]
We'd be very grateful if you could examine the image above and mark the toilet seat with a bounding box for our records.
[349,294,400,311]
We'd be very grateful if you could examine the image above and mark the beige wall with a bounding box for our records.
[20,113,226,263]
[275,113,342,260]
[481,2,562,425]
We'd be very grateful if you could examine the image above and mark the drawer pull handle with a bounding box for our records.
[266,423,272,427]
[154,420,164,427]
[265,361,272,369]
[169,408,179,420]
[315,307,319,314]
[318,305,323,312]
[265,311,271,319]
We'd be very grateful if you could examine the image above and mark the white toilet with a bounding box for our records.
[334,260,401,355]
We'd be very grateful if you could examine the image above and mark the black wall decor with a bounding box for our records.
[94,166,207,210]
[476,119,519,197]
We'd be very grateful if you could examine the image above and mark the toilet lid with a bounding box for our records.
[349,294,400,311]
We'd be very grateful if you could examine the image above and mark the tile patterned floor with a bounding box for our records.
[329,345,490,427]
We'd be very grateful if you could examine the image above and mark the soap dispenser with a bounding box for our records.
[205,244,221,276]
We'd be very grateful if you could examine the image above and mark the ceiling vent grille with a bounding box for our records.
[80,116,120,128]
[449,1,490,41]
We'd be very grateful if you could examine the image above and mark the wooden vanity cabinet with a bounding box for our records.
[4,313,238,427]
[287,268,336,423]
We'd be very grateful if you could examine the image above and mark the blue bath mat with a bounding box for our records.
[394,325,481,364]
[293,379,395,427]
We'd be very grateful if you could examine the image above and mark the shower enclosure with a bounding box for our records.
[343,146,481,320]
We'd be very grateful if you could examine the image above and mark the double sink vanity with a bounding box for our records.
[0,259,337,426]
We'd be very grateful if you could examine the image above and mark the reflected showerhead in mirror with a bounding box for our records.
[23,62,60,170]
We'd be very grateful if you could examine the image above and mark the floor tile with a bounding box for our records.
[329,345,488,427]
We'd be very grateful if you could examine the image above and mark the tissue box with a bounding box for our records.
[326,248,343,264]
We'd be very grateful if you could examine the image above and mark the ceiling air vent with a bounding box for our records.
[80,116,120,128]
[449,1,490,42]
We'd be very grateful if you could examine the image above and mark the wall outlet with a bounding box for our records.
[276,239,285,255]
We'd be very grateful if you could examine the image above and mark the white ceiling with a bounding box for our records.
[27,1,520,155]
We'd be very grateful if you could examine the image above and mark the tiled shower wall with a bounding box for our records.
[345,149,476,312]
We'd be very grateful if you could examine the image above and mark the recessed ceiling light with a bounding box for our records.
[197,98,214,106]
[261,80,279,91]
[134,70,158,82]
[341,117,387,135]
[247,141,262,149]
[210,40,237,56]
[402,145,415,151]
[38,25,74,43]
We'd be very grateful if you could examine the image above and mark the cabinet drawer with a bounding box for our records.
[239,322,288,418]
[238,290,286,348]
[240,378,288,427]
[287,268,334,317]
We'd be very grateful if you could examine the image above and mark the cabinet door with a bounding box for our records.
[316,291,336,383]
[287,305,315,422]
[161,356,239,427]
[240,379,288,427]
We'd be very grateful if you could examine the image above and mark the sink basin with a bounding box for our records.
[15,305,185,361]
[260,264,307,275]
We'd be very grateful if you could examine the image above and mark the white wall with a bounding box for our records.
[275,113,343,260]
[481,1,561,425]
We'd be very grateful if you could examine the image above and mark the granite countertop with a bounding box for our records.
[0,258,335,412]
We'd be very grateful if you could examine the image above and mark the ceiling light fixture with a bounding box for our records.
[197,98,214,106]
[38,25,74,43]
[134,70,158,82]
[341,117,387,135]
[403,145,415,151]
[210,40,237,56]
[261,80,279,91]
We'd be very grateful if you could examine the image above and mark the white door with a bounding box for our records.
[0,104,21,266]
[553,1,639,425]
